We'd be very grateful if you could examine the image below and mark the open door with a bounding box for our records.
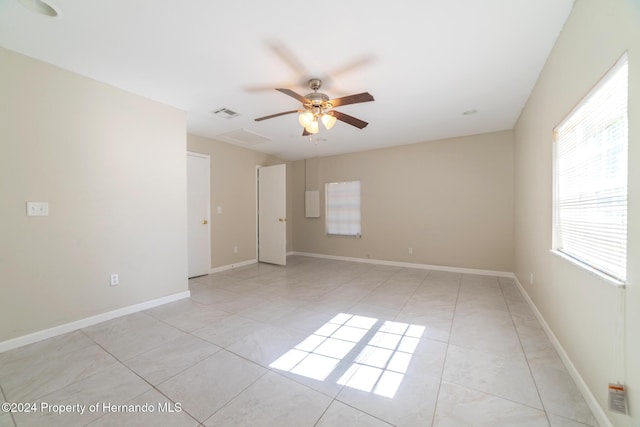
[258,164,286,265]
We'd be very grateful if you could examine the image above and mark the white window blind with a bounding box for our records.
[326,181,361,237]
[554,54,628,282]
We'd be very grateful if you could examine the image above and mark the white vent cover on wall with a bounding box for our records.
[215,129,272,146]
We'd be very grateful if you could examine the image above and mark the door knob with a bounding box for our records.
[278,218,286,222]
[202,219,208,224]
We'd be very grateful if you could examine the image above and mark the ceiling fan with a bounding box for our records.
[254,78,374,136]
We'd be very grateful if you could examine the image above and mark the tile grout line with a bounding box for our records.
[428,271,463,427]
[437,277,552,413]
[311,397,333,427]
[342,267,395,314]
[0,381,18,427]
[208,295,355,402]
[199,367,270,426]
[441,276,555,415]
[391,272,429,323]
[312,263,407,427]
[4,331,126,405]
[316,398,398,427]
[227,262,399,426]
[142,292,289,423]
[80,328,206,425]
[220,262,346,426]
[498,278,551,425]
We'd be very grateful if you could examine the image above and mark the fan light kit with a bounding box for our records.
[255,78,374,136]
[296,79,336,134]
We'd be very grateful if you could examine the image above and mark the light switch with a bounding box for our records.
[217,206,222,214]
[26,202,49,216]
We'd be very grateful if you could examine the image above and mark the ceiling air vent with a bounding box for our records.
[212,107,240,119]
[215,129,272,146]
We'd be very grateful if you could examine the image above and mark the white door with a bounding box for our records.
[187,152,211,277]
[258,164,286,265]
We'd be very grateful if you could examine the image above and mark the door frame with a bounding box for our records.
[255,165,261,262]
[187,151,211,277]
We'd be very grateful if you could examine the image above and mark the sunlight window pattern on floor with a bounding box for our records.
[270,313,425,398]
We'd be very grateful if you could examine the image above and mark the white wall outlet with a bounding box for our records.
[26,201,49,216]
[110,273,119,286]
[233,245,238,253]
[408,247,413,255]
[530,272,534,285]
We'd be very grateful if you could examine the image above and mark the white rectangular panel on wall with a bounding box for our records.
[305,190,320,218]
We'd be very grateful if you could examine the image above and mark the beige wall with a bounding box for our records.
[0,48,188,342]
[187,135,292,268]
[292,131,514,272]
[513,0,640,425]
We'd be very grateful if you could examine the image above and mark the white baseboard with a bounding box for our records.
[0,291,191,354]
[289,251,513,278]
[512,276,611,427]
[209,258,257,274]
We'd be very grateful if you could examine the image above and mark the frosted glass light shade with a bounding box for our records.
[305,120,319,134]
[321,114,337,130]
[298,111,314,127]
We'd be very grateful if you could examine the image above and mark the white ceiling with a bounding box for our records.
[0,0,574,160]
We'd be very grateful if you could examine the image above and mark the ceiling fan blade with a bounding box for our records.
[302,128,311,136]
[244,81,298,93]
[327,55,375,79]
[330,92,375,108]
[276,88,308,104]
[331,110,369,129]
[254,110,299,121]
[268,41,309,77]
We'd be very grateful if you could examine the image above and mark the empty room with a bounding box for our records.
[0,1,638,426]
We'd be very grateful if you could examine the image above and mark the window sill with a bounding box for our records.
[549,250,626,288]
[326,233,362,239]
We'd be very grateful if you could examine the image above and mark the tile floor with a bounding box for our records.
[0,256,599,426]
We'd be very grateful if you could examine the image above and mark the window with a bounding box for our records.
[325,181,361,237]
[553,54,628,282]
